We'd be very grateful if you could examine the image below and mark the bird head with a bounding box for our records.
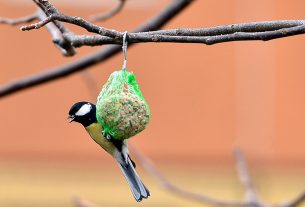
[68,102,97,127]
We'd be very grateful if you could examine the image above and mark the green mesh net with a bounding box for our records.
[96,70,150,140]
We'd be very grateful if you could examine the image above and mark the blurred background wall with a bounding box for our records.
[0,1,304,207]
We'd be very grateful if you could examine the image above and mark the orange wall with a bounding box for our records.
[0,0,305,164]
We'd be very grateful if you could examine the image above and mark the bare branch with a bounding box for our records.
[139,20,305,36]
[130,145,245,207]
[2,1,305,98]
[0,9,75,56]
[21,13,119,38]
[131,145,305,207]
[20,14,305,46]
[280,191,305,207]
[32,0,70,35]
[36,10,76,56]
[21,14,57,30]
[234,149,261,204]
[5,1,304,51]
[0,0,192,98]
[57,23,305,47]
[90,0,127,22]
[0,13,37,25]
[65,34,116,47]
[31,0,77,56]
[23,0,120,38]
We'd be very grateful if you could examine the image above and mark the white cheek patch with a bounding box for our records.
[75,103,92,116]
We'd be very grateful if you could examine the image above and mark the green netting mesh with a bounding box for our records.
[96,70,150,140]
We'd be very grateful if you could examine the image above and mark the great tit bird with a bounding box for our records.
[68,102,150,202]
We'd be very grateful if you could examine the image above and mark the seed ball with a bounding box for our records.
[96,93,150,140]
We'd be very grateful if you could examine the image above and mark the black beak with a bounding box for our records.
[67,115,75,123]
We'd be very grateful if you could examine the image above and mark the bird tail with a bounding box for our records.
[117,156,150,202]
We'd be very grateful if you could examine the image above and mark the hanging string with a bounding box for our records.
[122,31,128,70]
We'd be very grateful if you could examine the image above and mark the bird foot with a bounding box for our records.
[102,131,112,142]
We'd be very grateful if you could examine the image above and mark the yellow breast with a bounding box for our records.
[85,123,116,156]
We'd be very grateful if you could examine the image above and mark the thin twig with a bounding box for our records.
[279,191,305,207]
[0,13,37,25]
[32,0,70,35]
[32,0,76,56]
[0,9,75,56]
[36,10,76,56]
[90,0,127,22]
[21,14,56,30]
[234,148,261,204]
[0,0,193,98]
[22,0,120,38]
[21,13,119,39]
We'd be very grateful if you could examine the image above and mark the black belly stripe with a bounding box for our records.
[111,139,124,152]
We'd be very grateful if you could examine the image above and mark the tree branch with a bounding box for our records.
[22,0,120,39]
[1,1,305,98]
[0,9,75,56]
[130,145,245,207]
[53,23,305,46]
[0,0,192,98]
[36,9,76,56]
[139,20,305,36]
[0,13,37,25]
[280,191,305,207]
[130,145,305,207]
[19,9,305,45]
[15,1,305,47]
[234,148,261,204]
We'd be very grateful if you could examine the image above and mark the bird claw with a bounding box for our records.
[106,134,112,141]
[103,131,112,141]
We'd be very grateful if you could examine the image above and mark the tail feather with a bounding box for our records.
[117,157,150,202]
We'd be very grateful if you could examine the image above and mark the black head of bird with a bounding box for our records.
[68,102,97,127]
